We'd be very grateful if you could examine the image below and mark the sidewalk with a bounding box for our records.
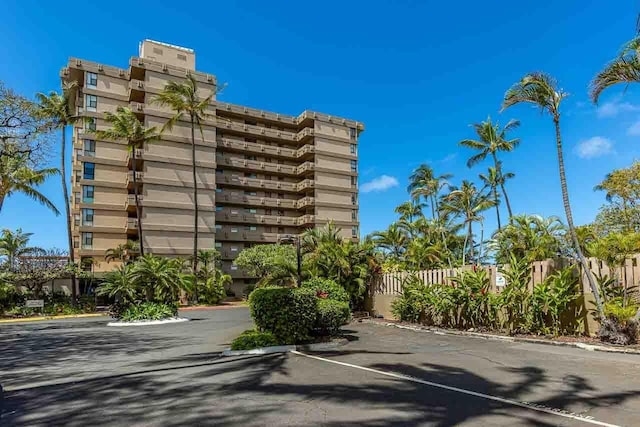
[0,313,106,324]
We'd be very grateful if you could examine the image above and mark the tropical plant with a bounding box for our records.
[594,161,640,233]
[407,164,451,219]
[498,253,532,334]
[301,277,350,304]
[105,240,139,264]
[129,255,186,303]
[0,145,59,214]
[234,244,296,280]
[502,72,604,317]
[529,266,580,335]
[118,302,178,322]
[491,215,566,264]
[231,329,279,350]
[370,223,408,259]
[94,107,162,255]
[153,74,216,274]
[459,116,520,219]
[36,81,80,301]
[0,228,41,270]
[449,269,497,329]
[590,37,640,103]
[479,166,514,230]
[96,264,138,304]
[441,180,495,264]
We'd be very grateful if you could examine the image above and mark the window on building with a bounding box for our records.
[85,117,97,132]
[74,191,81,205]
[74,214,80,227]
[277,193,284,199]
[86,72,98,89]
[246,173,257,179]
[83,139,96,156]
[352,210,357,221]
[350,160,357,172]
[351,176,358,187]
[245,137,257,143]
[216,206,223,212]
[231,247,238,252]
[277,227,284,233]
[231,227,238,233]
[277,176,284,181]
[216,169,223,175]
[245,191,257,196]
[86,94,97,112]
[177,53,187,61]
[215,242,222,248]
[352,226,358,237]
[246,155,257,161]
[247,225,257,231]
[215,224,222,230]
[246,208,257,214]
[277,210,284,216]
[82,208,94,226]
[350,144,356,154]
[83,162,95,180]
[265,209,272,215]
[351,194,357,205]
[82,185,94,203]
[81,257,93,272]
[81,232,93,249]
[215,188,222,193]
[349,127,357,139]
[231,264,238,271]
[231,209,238,215]
[75,171,81,184]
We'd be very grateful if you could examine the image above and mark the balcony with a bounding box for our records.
[217,175,297,192]
[125,194,142,211]
[218,119,299,142]
[217,212,300,227]
[127,171,144,185]
[216,155,297,175]
[296,128,314,142]
[216,231,285,243]
[128,80,145,102]
[216,102,298,125]
[217,193,297,209]
[295,162,314,175]
[126,218,138,232]
[296,179,315,192]
[296,196,315,209]
[127,149,144,164]
[296,214,315,226]
[216,137,316,160]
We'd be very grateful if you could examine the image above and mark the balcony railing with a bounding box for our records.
[216,137,316,159]
[296,197,315,208]
[218,193,297,208]
[127,171,144,184]
[125,194,142,209]
[126,218,138,229]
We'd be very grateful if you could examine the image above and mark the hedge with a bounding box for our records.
[231,329,279,350]
[249,287,317,344]
[316,298,351,336]
[301,277,350,304]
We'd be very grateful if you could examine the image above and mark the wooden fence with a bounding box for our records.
[372,255,640,296]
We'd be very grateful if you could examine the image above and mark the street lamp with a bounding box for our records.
[279,234,302,287]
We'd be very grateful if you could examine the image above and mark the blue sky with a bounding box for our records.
[1,0,639,249]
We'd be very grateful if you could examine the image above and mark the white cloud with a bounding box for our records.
[597,100,640,118]
[576,136,613,159]
[361,175,399,193]
[627,120,640,136]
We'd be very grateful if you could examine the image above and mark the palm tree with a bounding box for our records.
[153,74,215,274]
[479,165,515,230]
[94,107,161,256]
[394,201,423,223]
[441,180,495,264]
[459,116,519,219]
[0,228,41,270]
[408,164,451,219]
[96,264,138,304]
[131,255,186,303]
[370,223,407,258]
[502,72,604,316]
[105,240,139,264]
[36,81,80,300]
[590,37,640,103]
[0,149,59,214]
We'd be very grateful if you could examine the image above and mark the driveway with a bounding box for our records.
[2,313,640,426]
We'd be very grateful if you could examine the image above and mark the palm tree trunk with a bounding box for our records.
[493,186,502,230]
[493,152,513,220]
[0,193,4,211]
[553,116,604,316]
[190,115,199,297]
[61,125,78,303]
[429,194,436,219]
[467,221,474,264]
[131,147,144,256]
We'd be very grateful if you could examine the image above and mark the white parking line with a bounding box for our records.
[291,350,621,427]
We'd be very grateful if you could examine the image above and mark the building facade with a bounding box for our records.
[62,40,362,294]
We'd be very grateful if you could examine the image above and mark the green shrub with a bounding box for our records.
[302,277,350,304]
[230,329,279,350]
[198,277,226,305]
[316,299,351,335]
[391,275,429,322]
[249,287,317,344]
[118,302,178,321]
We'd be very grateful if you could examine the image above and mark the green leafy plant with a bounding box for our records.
[529,266,580,335]
[302,277,350,304]
[249,287,317,344]
[315,299,351,336]
[119,302,178,322]
[449,269,497,329]
[391,275,429,322]
[231,329,279,350]
[498,253,532,334]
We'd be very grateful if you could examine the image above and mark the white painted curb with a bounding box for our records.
[222,345,296,356]
[107,317,189,327]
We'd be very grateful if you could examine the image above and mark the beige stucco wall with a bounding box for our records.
[94,164,127,184]
[315,137,352,156]
[90,186,127,206]
[315,171,352,188]
[145,115,216,141]
[316,206,353,222]
[143,183,215,207]
[315,189,353,205]
[144,161,216,186]
[94,96,128,114]
[90,209,127,228]
[143,206,215,229]
[314,121,350,140]
[316,155,352,173]
[91,233,128,251]
[144,230,215,253]
[91,74,128,97]
[89,140,128,162]
[145,139,215,163]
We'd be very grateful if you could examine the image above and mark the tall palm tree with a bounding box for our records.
[479,165,515,230]
[94,107,161,256]
[0,149,59,214]
[370,223,407,259]
[459,116,519,219]
[0,228,41,270]
[394,201,423,223]
[441,180,495,264]
[590,37,640,103]
[36,81,80,300]
[105,240,139,264]
[502,72,604,316]
[408,164,452,219]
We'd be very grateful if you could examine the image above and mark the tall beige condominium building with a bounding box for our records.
[62,40,362,294]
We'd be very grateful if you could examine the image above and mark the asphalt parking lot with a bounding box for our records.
[1,308,640,426]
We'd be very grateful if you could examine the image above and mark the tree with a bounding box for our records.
[94,107,162,255]
[394,201,422,223]
[502,72,604,316]
[153,74,216,275]
[0,145,59,213]
[6,248,71,297]
[590,37,640,103]
[370,223,408,259]
[594,161,640,233]
[96,264,138,304]
[36,81,80,301]
[130,255,186,303]
[441,180,495,264]
[491,215,566,264]
[105,240,139,264]
[408,164,451,219]
[479,166,515,230]
[234,244,296,280]
[0,228,41,270]
[459,116,519,219]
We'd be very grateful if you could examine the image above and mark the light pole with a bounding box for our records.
[279,234,302,287]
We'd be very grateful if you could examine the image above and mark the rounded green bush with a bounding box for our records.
[302,277,350,304]
[231,329,279,350]
[316,298,351,336]
[118,302,178,321]
[249,287,317,344]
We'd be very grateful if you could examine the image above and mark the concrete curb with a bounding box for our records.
[221,337,350,357]
[179,304,247,311]
[361,319,640,355]
[107,317,190,327]
[0,313,105,324]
